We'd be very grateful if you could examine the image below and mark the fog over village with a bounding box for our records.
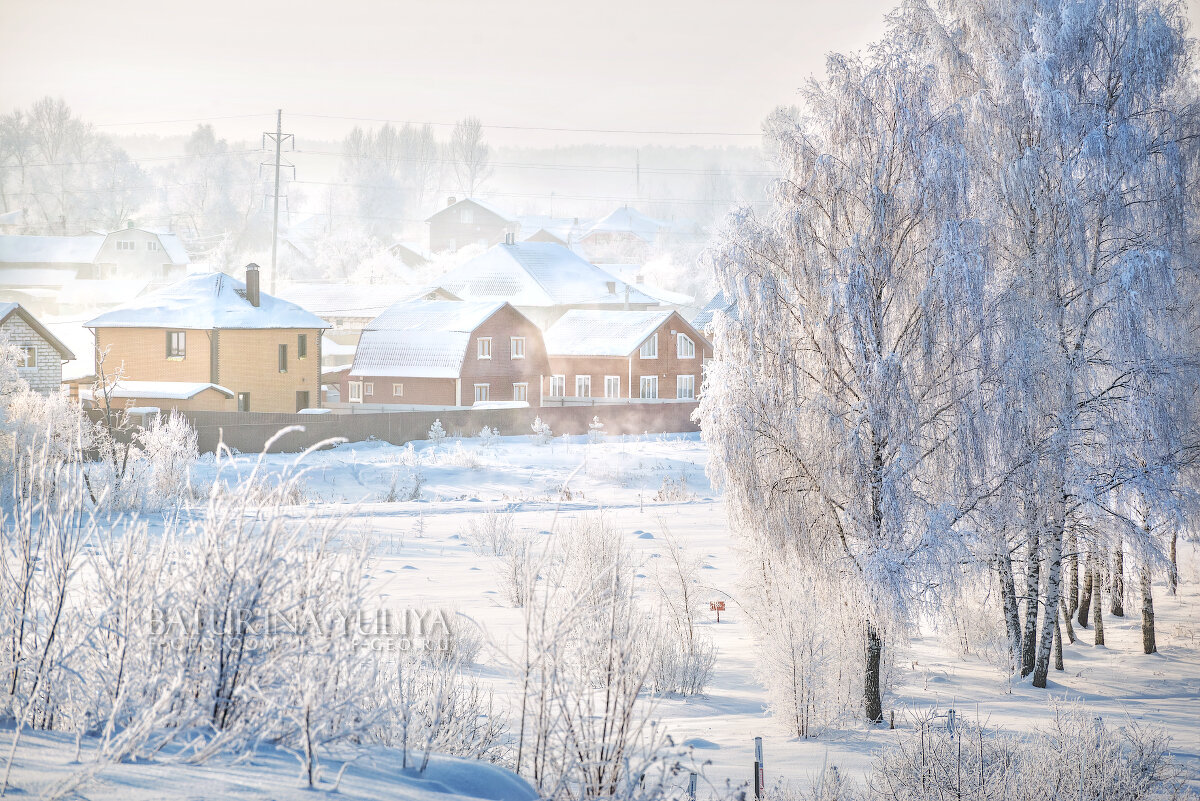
[1,0,1199,799]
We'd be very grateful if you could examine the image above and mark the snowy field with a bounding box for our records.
[7,432,1198,798]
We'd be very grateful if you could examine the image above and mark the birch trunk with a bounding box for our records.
[1031,514,1063,688]
[1092,557,1105,647]
[1141,566,1157,655]
[1020,529,1041,677]
[864,620,884,724]
[1168,532,1178,597]
[1110,539,1124,617]
[1067,531,1079,615]
[1078,558,1093,628]
[997,551,1022,673]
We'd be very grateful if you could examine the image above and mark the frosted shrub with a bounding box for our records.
[138,411,200,509]
[498,531,536,607]
[587,415,605,443]
[649,529,715,695]
[653,474,690,502]
[462,507,515,556]
[383,464,425,502]
[530,416,553,445]
[648,634,716,696]
[478,424,498,448]
[427,418,447,445]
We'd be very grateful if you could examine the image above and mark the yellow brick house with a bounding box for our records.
[85,265,329,413]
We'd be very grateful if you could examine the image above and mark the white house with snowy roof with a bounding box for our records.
[434,241,659,329]
[577,206,666,264]
[85,265,329,413]
[540,308,712,404]
[0,302,76,394]
[342,299,548,409]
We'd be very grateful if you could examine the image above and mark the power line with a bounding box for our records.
[94,113,274,128]
[0,149,262,170]
[290,112,763,138]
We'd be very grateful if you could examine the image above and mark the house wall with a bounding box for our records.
[458,304,549,405]
[340,375,459,406]
[1,314,63,394]
[94,326,325,413]
[428,202,516,253]
[104,388,232,413]
[543,312,712,401]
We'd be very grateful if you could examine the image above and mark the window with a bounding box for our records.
[510,336,526,359]
[639,376,659,399]
[116,240,135,251]
[474,384,489,403]
[513,382,528,402]
[348,381,363,403]
[677,333,695,358]
[392,383,404,397]
[147,241,159,251]
[677,374,695,400]
[549,375,565,396]
[18,345,36,369]
[461,207,474,224]
[295,391,309,411]
[278,344,288,373]
[298,334,308,359]
[575,375,591,398]
[237,392,250,411]
[477,337,492,359]
[364,382,374,397]
[605,375,620,398]
[639,333,658,359]
[166,330,185,359]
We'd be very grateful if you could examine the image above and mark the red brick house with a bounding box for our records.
[541,309,712,403]
[425,197,518,254]
[343,300,548,408]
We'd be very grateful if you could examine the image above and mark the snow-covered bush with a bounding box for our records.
[462,507,515,557]
[383,463,425,502]
[530,416,552,445]
[478,425,498,448]
[649,529,716,695]
[653,473,690,502]
[497,532,536,608]
[427,418,447,445]
[587,415,605,443]
[137,411,200,509]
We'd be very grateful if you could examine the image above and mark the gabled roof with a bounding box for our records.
[352,300,509,378]
[0,302,77,360]
[85,272,330,330]
[436,242,657,308]
[278,283,417,320]
[581,207,664,243]
[0,235,104,264]
[543,309,676,357]
[80,380,233,400]
[517,215,591,245]
[692,290,739,331]
[425,197,518,224]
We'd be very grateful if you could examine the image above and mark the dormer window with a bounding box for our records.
[477,337,492,359]
[639,333,658,359]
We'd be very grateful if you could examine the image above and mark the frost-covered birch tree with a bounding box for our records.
[699,33,988,723]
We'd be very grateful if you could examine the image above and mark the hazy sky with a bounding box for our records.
[2,0,1198,147]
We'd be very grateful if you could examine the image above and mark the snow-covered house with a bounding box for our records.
[0,302,76,394]
[343,300,547,408]
[516,215,592,247]
[277,283,429,369]
[434,241,659,329]
[577,207,665,264]
[86,265,329,413]
[541,309,711,403]
[426,197,519,253]
[691,290,739,336]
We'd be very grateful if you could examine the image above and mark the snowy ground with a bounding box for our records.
[11,433,1199,797]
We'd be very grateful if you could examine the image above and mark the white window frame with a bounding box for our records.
[677,374,695,400]
[147,240,159,251]
[167,330,186,360]
[474,383,490,403]
[392,383,404,397]
[477,337,492,359]
[513,382,528,402]
[549,375,565,396]
[461,207,474,224]
[348,381,363,403]
[604,375,620,398]
[639,376,659,399]
[17,345,36,369]
[676,333,695,358]
[575,375,591,398]
[364,382,374,397]
[510,336,526,359]
[639,333,658,359]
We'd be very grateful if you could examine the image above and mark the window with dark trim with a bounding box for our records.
[297,334,308,359]
[278,344,288,373]
[237,392,250,411]
[166,330,186,359]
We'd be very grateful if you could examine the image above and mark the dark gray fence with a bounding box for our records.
[183,402,700,454]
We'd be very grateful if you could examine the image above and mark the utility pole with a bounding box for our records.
[262,109,294,295]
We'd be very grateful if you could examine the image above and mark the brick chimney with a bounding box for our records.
[447,196,457,207]
[505,232,516,245]
[245,263,261,307]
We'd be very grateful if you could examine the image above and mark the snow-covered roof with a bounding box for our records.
[0,266,79,288]
[58,279,150,307]
[155,232,190,265]
[0,302,77,360]
[0,235,103,264]
[692,290,739,331]
[0,209,25,226]
[80,380,234,400]
[426,197,518,224]
[581,207,664,243]
[436,242,657,308]
[353,300,507,378]
[278,283,417,320]
[86,272,330,330]
[543,309,674,357]
[517,215,591,244]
